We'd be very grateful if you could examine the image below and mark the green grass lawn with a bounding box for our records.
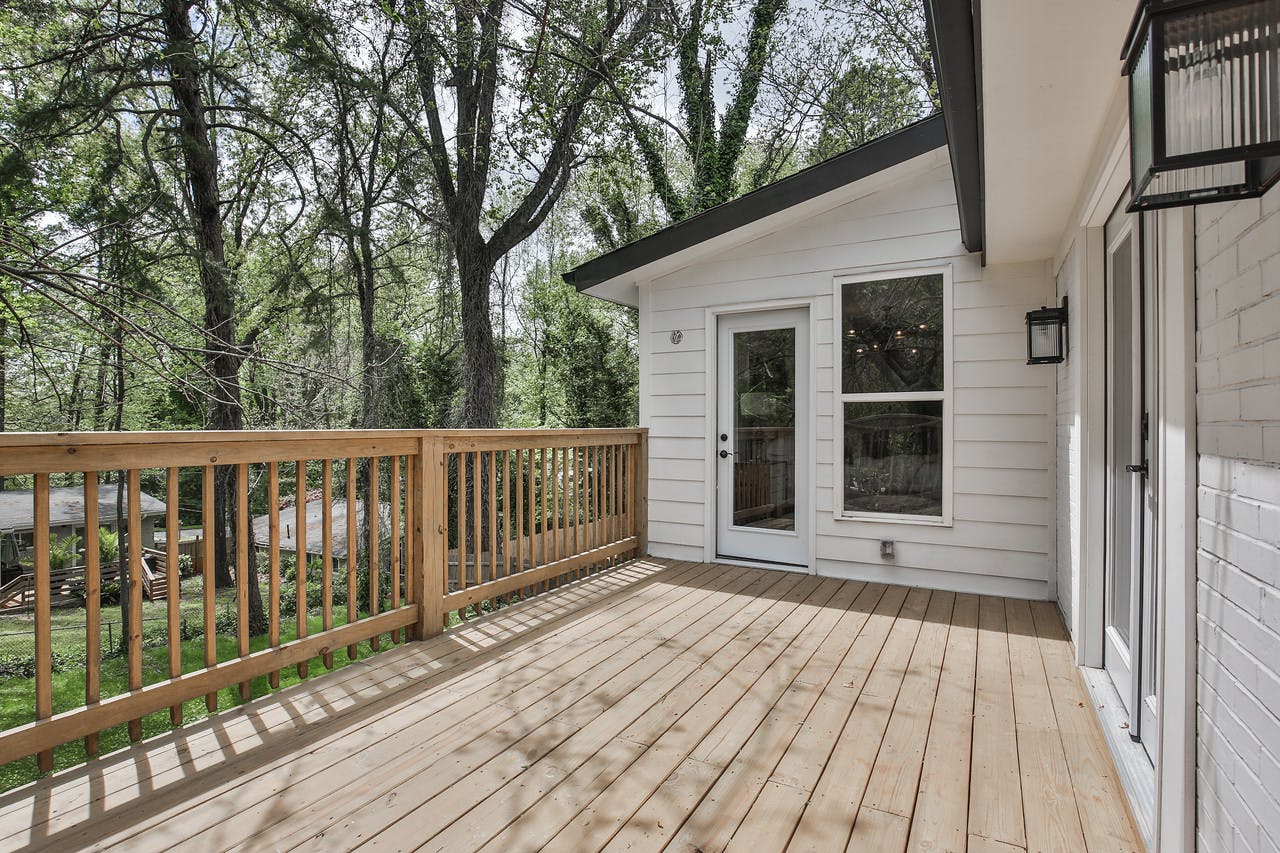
[0,606,404,793]
[0,578,239,658]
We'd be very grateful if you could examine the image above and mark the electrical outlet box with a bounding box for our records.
[880,539,895,560]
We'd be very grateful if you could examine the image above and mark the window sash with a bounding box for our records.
[835,266,951,525]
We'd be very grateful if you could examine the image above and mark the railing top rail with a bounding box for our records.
[0,427,646,447]
[0,428,647,476]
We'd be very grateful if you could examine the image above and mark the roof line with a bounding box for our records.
[925,0,985,255]
[563,114,949,293]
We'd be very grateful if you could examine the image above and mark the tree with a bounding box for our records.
[399,0,660,428]
[623,0,789,222]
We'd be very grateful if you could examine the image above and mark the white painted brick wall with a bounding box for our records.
[1196,185,1280,853]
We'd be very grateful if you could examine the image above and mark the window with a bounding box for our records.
[837,270,949,522]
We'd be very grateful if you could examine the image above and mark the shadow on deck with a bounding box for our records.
[0,558,1143,852]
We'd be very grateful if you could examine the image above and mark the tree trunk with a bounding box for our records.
[457,247,497,429]
[161,0,266,635]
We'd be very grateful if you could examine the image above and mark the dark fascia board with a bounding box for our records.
[925,0,985,256]
[563,114,948,292]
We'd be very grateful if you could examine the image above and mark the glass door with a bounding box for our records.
[1104,199,1158,760]
[716,309,809,567]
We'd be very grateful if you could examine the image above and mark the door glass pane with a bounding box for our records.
[733,328,795,531]
[1109,234,1134,646]
[843,400,943,516]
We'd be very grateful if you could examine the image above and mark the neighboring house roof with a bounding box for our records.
[251,499,390,560]
[0,487,167,533]
[563,114,949,296]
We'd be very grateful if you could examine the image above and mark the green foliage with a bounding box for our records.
[505,261,638,429]
[47,533,80,571]
[97,529,119,564]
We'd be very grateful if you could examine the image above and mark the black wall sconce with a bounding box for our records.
[1121,0,1280,212]
[1026,297,1068,365]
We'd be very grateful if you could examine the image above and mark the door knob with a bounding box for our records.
[1126,461,1148,475]
[719,449,733,459]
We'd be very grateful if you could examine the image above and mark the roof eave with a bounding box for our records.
[564,114,949,294]
[925,0,985,256]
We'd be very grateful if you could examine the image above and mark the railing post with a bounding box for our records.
[413,434,446,639]
[635,429,648,556]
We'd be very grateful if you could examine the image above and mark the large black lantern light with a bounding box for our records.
[1026,298,1068,365]
[1122,0,1280,212]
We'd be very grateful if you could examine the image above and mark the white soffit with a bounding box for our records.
[980,0,1133,264]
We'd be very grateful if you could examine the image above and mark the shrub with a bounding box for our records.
[49,534,81,572]
[98,528,120,564]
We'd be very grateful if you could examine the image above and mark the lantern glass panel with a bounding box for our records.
[1131,27,1156,190]
[1162,1,1280,160]
[1030,321,1059,362]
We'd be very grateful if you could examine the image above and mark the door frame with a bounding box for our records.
[703,297,818,572]
[1067,119,1197,853]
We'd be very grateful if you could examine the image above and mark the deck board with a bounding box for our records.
[0,559,1145,853]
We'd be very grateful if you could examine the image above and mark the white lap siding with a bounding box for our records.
[639,159,1058,598]
[1194,187,1280,853]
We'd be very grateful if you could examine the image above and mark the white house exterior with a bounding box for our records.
[566,2,1280,851]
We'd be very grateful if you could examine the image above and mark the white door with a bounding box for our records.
[716,309,810,567]
[1104,200,1159,760]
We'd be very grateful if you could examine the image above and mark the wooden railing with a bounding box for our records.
[0,428,647,774]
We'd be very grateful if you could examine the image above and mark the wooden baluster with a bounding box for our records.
[323,459,334,664]
[236,463,250,700]
[615,443,622,550]
[33,474,53,773]
[502,449,510,588]
[165,468,182,724]
[470,452,481,605]
[624,440,634,548]
[458,452,468,600]
[369,456,380,650]
[585,446,593,574]
[594,444,603,572]
[551,447,560,588]
[346,457,358,660]
[268,462,281,689]
[127,468,144,738]
[540,447,549,570]
[296,460,309,676]
[588,445,596,572]
[488,449,497,602]
[404,454,415,613]
[390,456,401,644]
[570,446,579,578]
[571,447,579,577]
[586,445,593,571]
[83,475,101,756]
[202,465,216,711]
[607,444,614,557]
[579,446,588,576]
[516,449,525,582]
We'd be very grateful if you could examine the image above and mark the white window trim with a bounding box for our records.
[832,264,954,527]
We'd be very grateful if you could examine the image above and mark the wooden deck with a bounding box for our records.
[0,559,1142,852]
